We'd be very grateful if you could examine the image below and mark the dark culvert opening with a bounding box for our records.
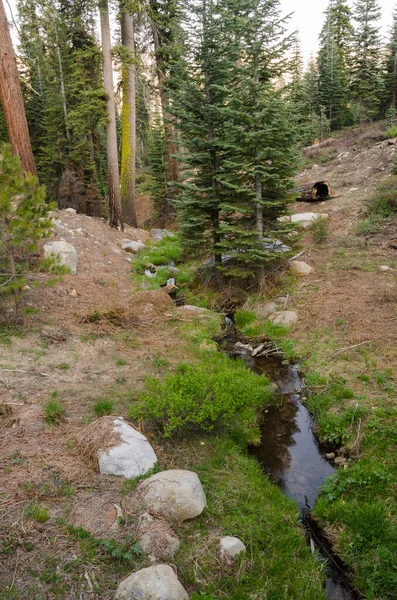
[314,181,330,199]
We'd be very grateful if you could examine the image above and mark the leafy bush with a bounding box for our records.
[386,125,397,139]
[309,217,329,243]
[93,398,114,416]
[0,144,53,319]
[367,176,397,217]
[130,355,273,444]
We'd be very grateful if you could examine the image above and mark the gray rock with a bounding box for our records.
[140,469,206,523]
[219,536,246,565]
[65,207,77,214]
[334,456,347,465]
[122,241,145,253]
[43,241,77,274]
[290,261,314,275]
[151,229,175,241]
[290,213,328,228]
[137,513,180,559]
[268,311,298,327]
[98,418,157,479]
[255,301,278,320]
[115,565,188,600]
[326,452,335,460]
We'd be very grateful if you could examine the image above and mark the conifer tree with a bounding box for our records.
[384,6,397,111]
[351,0,383,118]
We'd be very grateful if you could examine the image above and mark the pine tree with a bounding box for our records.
[351,0,383,118]
[317,0,353,129]
[170,0,299,283]
[384,6,397,111]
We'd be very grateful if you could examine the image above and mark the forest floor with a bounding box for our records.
[1,121,397,599]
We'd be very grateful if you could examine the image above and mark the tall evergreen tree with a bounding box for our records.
[317,0,353,129]
[351,0,383,118]
[384,6,397,111]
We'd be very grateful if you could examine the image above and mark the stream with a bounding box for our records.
[219,330,358,600]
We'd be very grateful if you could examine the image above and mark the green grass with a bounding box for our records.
[93,398,114,416]
[115,358,127,366]
[175,437,325,599]
[56,362,70,371]
[23,504,49,523]
[367,175,397,218]
[132,235,182,274]
[44,395,66,425]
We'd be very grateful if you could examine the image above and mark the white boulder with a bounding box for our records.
[115,565,188,600]
[122,240,145,253]
[65,207,77,214]
[290,213,328,228]
[290,260,314,275]
[43,241,77,274]
[140,469,206,523]
[268,311,298,327]
[98,418,157,479]
[219,536,246,565]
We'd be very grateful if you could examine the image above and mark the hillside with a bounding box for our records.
[1,123,397,599]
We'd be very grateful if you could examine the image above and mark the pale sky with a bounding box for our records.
[4,0,397,65]
[281,0,395,64]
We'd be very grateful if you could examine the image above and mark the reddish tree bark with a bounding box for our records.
[0,0,37,176]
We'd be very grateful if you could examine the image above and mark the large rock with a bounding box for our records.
[99,418,157,479]
[43,241,77,274]
[254,301,279,320]
[219,536,246,565]
[140,470,206,523]
[290,260,314,275]
[268,311,298,327]
[137,513,180,559]
[122,240,145,254]
[290,213,328,228]
[115,565,188,600]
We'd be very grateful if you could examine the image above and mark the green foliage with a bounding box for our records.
[309,217,329,244]
[0,144,53,317]
[386,125,397,138]
[57,362,70,371]
[356,215,382,235]
[93,399,114,416]
[23,503,50,523]
[148,118,169,219]
[44,397,66,425]
[130,354,273,444]
[367,176,397,217]
[133,235,181,273]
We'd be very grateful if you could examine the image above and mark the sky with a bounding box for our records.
[4,0,397,64]
[281,0,395,64]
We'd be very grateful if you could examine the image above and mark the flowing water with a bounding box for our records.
[219,329,358,600]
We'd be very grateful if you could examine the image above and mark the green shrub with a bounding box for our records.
[44,398,66,424]
[130,355,273,444]
[309,217,329,244]
[23,503,49,523]
[93,399,114,416]
[356,216,382,235]
[367,176,397,217]
[386,125,397,139]
[0,144,54,319]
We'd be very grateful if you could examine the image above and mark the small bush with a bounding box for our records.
[309,217,329,244]
[356,216,382,235]
[130,355,273,444]
[23,503,49,523]
[318,148,339,164]
[57,362,70,371]
[44,398,66,424]
[93,399,114,416]
[386,125,397,139]
[367,176,397,217]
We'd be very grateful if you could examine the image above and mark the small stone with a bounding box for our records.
[112,247,123,257]
[334,456,347,465]
[114,565,188,600]
[326,452,335,460]
[69,289,78,297]
[268,311,298,327]
[290,260,314,275]
[122,241,145,254]
[379,265,391,272]
[162,284,179,295]
[65,207,77,214]
[21,285,31,291]
[255,301,278,320]
[219,536,246,565]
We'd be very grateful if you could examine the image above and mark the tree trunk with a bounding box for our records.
[99,0,122,229]
[0,0,37,176]
[297,180,333,202]
[120,8,138,227]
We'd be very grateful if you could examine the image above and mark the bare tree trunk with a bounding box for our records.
[120,8,138,227]
[99,0,122,229]
[0,0,37,176]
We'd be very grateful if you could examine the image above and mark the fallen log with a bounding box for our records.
[297,180,334,202]
[302,138,335,157]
